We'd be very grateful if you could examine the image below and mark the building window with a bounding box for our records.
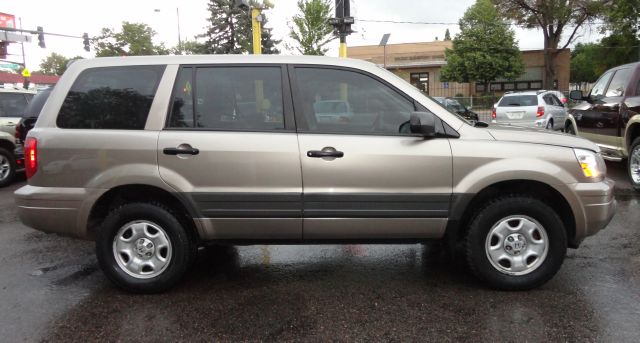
[410,72,429,94]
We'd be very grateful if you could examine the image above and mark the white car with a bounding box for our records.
[492,90,568,131]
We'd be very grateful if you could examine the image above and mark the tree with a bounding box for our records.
[93,22,169,57]
[571,32,640,85]
[570,43,599,86]
[201,0,280,54]
[492,0,608,89]
[444,28,451,41]
[172,39,207,55]
[440,0,524,93]
[601,0,639,38]
[289,0,335,55]
[38,53,82,76]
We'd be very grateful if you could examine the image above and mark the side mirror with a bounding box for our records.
[569,90,584,101]
[410,111,437,137]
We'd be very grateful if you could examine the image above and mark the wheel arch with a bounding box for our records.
[624,118,640,153]
[446,179,577,251]
[86,184,201,241]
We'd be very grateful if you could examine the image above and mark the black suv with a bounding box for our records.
[569,62,640,190]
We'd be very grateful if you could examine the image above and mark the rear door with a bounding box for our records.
[290,65,453,240]
[158,65,303,240]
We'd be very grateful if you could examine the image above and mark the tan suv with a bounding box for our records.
[15,56,616,293]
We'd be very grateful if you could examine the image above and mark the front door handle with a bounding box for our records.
[163,145,199,156]
[307,147,344,158]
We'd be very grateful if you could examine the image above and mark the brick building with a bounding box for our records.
[347,41,570,96]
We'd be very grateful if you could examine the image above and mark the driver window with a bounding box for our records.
[295,67,415,134]
[590,71,613,98]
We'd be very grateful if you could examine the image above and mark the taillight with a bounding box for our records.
[536,106,545,117]
[14,124,21,144]
[24,137,37,179]
[561,97,568,104]
[491,107,496,119]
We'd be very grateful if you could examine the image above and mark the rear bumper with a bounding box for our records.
[14,185,106,239]
[568,178,616,247]
[14,144,24,172]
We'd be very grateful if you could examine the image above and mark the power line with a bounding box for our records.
[357,18,613,27]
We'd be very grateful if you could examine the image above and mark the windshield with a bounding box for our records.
[0,92,30,117]
[498,95,538,107]
[445,99,466,113]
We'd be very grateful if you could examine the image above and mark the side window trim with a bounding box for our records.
[289,64,419,135]
[164,63,294,133]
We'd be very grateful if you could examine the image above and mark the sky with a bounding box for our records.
[2,0,606,72]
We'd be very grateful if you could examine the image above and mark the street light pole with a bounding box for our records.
[176,7,182,54]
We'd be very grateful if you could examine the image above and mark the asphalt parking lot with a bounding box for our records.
[1,162,638,342]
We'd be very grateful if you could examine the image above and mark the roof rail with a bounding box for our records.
[536,89,548,94]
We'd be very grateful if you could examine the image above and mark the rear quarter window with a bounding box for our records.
[498,95,538,107]
[56,65,166,129]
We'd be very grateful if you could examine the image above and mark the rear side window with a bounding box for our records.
[605,68,631,97]
[0,93,29,117]
[498,95,538,107]
[57,65,165,129]
[167,66,285,130]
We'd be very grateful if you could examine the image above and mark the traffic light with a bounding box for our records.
[83,33,90,52]
[37,26,45,48]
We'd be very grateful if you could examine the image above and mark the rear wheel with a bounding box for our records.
[565,122,576,135]
[0,147,16,188]
[465,195,567,290]
[545,119,554,130]
[629,138,640,191]
[96,202,196,293]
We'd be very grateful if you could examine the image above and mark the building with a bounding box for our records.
[0,72,60,89]
[347,41,570,97]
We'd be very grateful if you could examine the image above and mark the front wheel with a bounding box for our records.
[465,195,567,290]
[96,202,196,293]
[629,138,640,191]
[565,122,576,135]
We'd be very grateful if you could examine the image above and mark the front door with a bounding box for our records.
[158,65,302,240]
[574,68,632,152]
[291,66,453,239]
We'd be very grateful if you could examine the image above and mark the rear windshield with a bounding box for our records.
[498,95,538,107]
[22,89,52,118]
[0,92,30,117]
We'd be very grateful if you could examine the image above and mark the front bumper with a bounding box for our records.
[568,178,616,246]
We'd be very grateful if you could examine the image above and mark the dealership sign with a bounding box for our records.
[0,13,16,29]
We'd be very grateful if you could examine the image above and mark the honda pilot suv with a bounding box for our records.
[15,56,616,293]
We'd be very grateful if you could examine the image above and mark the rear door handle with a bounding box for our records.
[307,147,344,158]
[163,146,199,155]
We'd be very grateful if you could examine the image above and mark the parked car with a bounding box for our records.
[16,56,615,293]
[14,88,53,170]
[492,90,567,131]
[549,90,568,106]
[433,97,479,123]
[568,61,640,191]
[0,88,35,187]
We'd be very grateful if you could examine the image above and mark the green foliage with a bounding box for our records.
[571,32,640,83]
[444,29,451,41]
[440,0,524,90]
[38,53,83,76]
[172,39,207,55]
[492,0,607,88]
[289,0,335,55]
[601,0,639,37]
[93,22,169,57]
[201,0,280,54]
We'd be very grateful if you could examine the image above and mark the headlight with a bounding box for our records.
[574,148,606,180]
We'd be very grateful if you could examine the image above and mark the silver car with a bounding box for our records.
[15,56,615,293]
[493,90,567,130]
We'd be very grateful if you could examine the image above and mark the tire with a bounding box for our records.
[628,137,640,191]
[545,119,553,130]
[565,122,576,135]
[465,195,567,291]
[96,202,196,293]
[0,147,16,188]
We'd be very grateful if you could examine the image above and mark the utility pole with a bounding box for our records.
[251,8,262,55]
[329,0,354,58]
